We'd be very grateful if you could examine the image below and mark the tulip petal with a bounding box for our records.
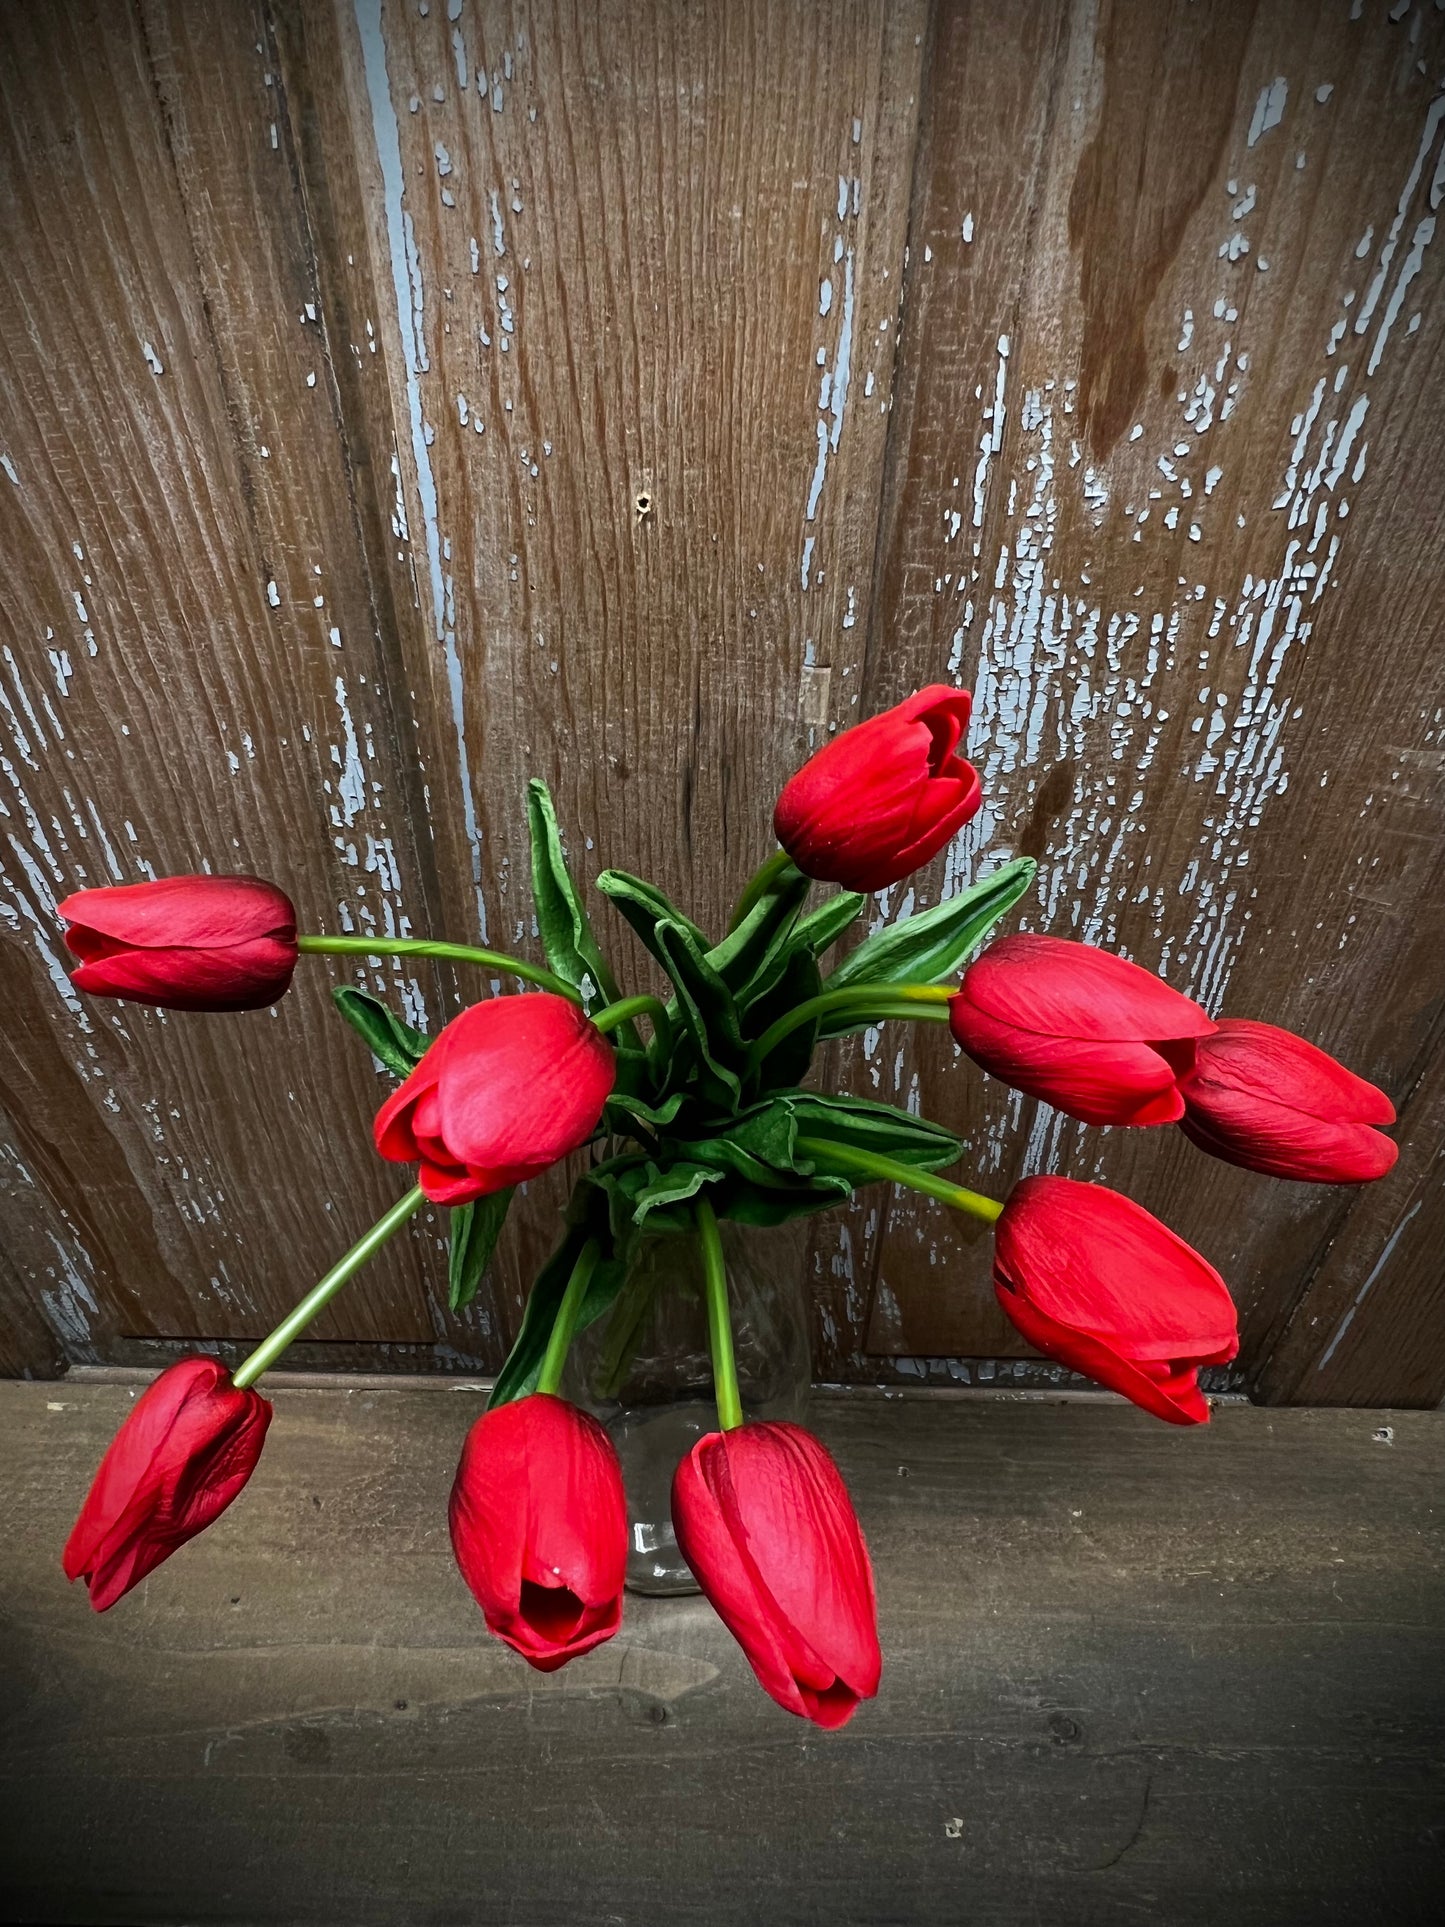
[72,938,297,1013]
[449,1394,626,1673]
[994,1285,1219,1425]
[996,1177,1238,1357]
[1180,1101,1398,1184]
[673,1424,880,1728]
[952,1002,1187,1125]
[1177,1019,1399,1183]
[962,934,1215,1044]
[773,685,981,892]
[58,876,295,949]
[63,1358,271,1611]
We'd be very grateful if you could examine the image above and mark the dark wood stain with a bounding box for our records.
[1067,0,1257,460]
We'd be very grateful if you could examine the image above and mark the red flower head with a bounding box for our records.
[374,993,615,1206]
[993,1176,1239,1425]
[448,1393,627,1671]
[672,1421,881,1729]
[62,1357,272,1611]
[1178,1018,1398,1183]
[58,875,297,1012]
[950,933,1215,1126]
[773,684,981,892]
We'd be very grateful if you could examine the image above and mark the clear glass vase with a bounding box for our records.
[562,1217,813,1594]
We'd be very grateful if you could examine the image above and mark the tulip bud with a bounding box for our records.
[448,1394,627,1671]
[374,993,615,1205]
[63,1357,272,1611]
[58,875,297,1012]
[773,684,981,892]
[672,1422,881,1728]
[993,1177,1238,1425]
[949,933,1215,1126]
[1178,1018,1398,1183]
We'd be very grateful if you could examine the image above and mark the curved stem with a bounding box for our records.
[297,935,578,1002]
[795,1137,1003,1225]
[747,982,954,1071]
[727,848,796,933]
[695,1196,743,1430]
[591,993,673,1057]
[535,1238,601,1397]
[231,1185,426,1390]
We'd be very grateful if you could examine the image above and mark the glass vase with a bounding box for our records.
[562,1217,812,1594]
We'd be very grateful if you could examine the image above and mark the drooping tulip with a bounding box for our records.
[448,1393,627,1671]
[374,993,615,1206]
[62,1357,272,1611]
[1177,1018,1398,1183]
[672,1421,881,1729]
[773,684,982,892]
[58,875,297,1011]
[950,933,1215,1126]
[992,1176,1238,1425]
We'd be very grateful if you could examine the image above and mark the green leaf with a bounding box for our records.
[330,985,431,1078]
[653,920,744,1105]
[784,1093,963,1171]
[487,1212,625,1408]
[447,1188,514,1312]
[603,1089,688,1139]
[704,864,811,996]
[744,945,824,1091]
[595,869,710,964]
[526,778,623,1011]
[825,857,1036,993]
[794,890,866,961]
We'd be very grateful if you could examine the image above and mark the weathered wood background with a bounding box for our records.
[1,0,1441,1401]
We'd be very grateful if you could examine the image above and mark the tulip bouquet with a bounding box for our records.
[56,687,1398,1727]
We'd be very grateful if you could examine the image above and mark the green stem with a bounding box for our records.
[747,982,954,1070]
[297,935,578,1002]
[727,848,796,933]
[796,1137,1003,1225]
[535,1238,601,1396]
[591,993,673,1057]
[231,1185,426,1390]
[695,1196,744,1430]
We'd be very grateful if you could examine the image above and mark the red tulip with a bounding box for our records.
[773,684,981,892]
[1178,1018,1397,1183]
[62,1357,272,1611]
[374,993,615,1206]
[58,874,297,1011]
[448,1393,627,1671]
[950,933,1215,1126]
[993,1176,1238,1425]
[672,1422,881,1729]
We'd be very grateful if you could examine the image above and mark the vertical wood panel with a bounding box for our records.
[848,0,1445,1404]
[292,0,929,1344]
[1,0,1441,1401]
[0,0,464,1371]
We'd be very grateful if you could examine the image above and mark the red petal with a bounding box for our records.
[995,1177,1238,1360]
[57,876,294,949]
[951,1001,1186,1125]
[962,934,1215,1044]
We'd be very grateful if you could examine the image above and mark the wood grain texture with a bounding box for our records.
[290,0,931,1345]
[0,0,465,1369]
[1,0,1442,1401]
[2,1378,1441,1924]
[844,0,1445,1402]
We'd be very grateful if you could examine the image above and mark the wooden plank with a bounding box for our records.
[847,0,1445,1401]
[1256,1024,1445,1406]
[286,0,931,1355]
[2,1378,1440,1924]
[0,0,458,1369]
